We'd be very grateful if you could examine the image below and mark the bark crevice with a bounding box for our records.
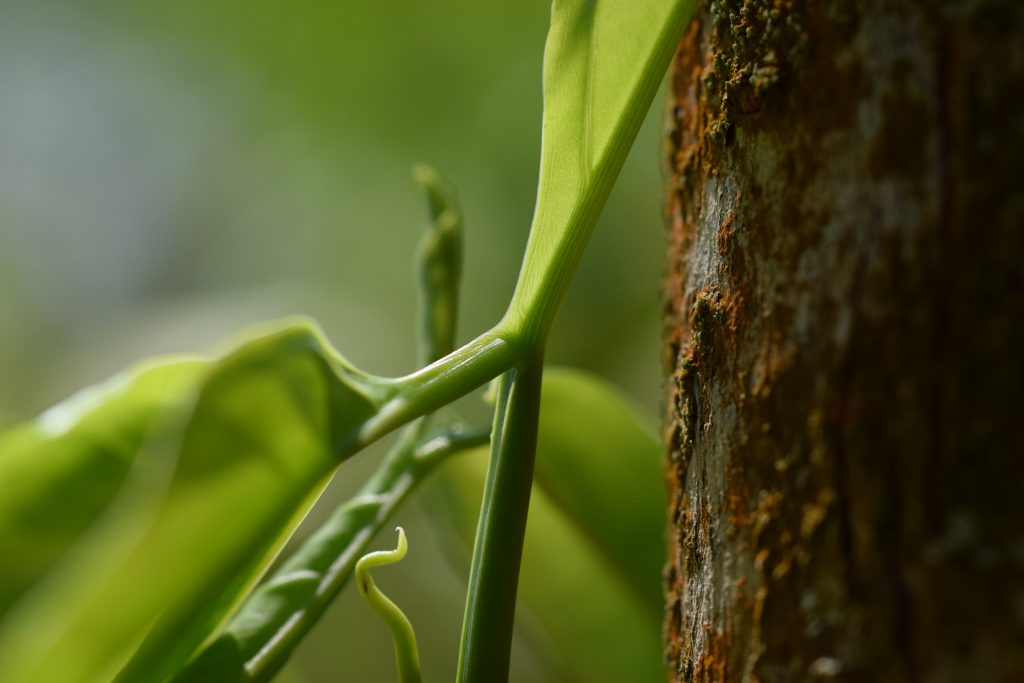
[662,1,1024,681]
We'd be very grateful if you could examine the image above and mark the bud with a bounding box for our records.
[412,164,463,365]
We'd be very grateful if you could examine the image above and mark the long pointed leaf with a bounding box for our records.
[507,0,697,329]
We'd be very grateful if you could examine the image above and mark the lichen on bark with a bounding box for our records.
[662,1,1024,681]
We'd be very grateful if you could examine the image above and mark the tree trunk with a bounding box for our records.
[662,2,1023,681]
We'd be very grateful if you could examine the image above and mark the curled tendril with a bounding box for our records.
[355,527,422,683]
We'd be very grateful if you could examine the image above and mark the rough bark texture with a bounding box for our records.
[662,1,1024,681]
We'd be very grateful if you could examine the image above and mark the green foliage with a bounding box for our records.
[0,1,698,680]
[432,368,665,683]
[173,423,487,682]
[0,356,208,616]
[413,165,464,367]
[532,368,665,614]
[455,354,545,682]
[506,0,698,337]
[0,322,386,682]
[173,166,475,682]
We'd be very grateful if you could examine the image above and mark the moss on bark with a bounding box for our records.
[663,1,1024,681]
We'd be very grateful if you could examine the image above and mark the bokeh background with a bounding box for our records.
[0,1,670,680]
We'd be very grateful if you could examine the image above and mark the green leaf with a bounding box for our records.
[173,163,479,682]
[431,367,665,682]
[174,424,488,683]
[532,367,665,615]
[0,319,387,683]
[505,0,697,335]
[0,356,208,618]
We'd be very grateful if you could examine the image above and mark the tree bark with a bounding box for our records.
[662,1,1023,681]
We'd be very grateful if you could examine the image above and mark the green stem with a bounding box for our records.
[360,327,519,446]
[174,423,488,683]
[244,425,486,683]
[456,350,544,683]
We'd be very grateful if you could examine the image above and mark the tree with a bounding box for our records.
[662,1,1023,680]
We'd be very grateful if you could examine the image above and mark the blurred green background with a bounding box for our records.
[0,0,669,680]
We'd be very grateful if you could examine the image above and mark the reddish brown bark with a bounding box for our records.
[662,1,1024,681]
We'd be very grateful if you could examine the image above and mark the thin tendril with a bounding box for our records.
[355,528,422,683]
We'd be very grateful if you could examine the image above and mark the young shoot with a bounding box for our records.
[356,528,422,683]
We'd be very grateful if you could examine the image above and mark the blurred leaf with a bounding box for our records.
[533,367,665,614]
[0,356,208,616]
[174,424,488,683]
[0,319,386,683]
[432,367,665,682]
[509,0,697,323]
[176,165,475,681]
